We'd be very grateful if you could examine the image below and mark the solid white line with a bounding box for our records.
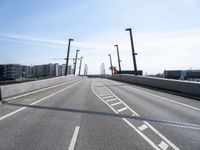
[111,102,122,106]
[3,79,81,101]
[128,84,200,111]
[158,141,169,150]
[138,124,148,131]
[117,107,128,112]
[0,80,81,122]
[91,82,161,150]
[123,118,161,150]
[106,98,118,102]
[101,79,180,150]
[144,121,179,150]
[68,126,80,150]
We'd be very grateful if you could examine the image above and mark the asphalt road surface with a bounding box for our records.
[0,77,200,150]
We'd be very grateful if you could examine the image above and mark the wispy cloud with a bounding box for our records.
[0,34,111,51]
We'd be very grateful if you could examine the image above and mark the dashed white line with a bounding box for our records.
[138,124,148,131]
[111,102,122,106]
[117,107,128,112]
[158,141,169,150]
[68,126,80,150]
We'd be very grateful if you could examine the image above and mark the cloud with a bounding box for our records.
[1,28,200,74]
[0,34,112,51]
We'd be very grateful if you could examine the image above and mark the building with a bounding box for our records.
[0,63,73,80]
[164,70,200,80]
[0,64,22,80]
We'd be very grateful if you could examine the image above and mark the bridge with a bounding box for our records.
[0,75,200,150]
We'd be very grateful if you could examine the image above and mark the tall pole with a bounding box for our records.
[65,39,74,76]
[78,57,83,76]
[108,54,113,76]
[125,28,138,76]
[74,49,80,75]
[114,45,121,73]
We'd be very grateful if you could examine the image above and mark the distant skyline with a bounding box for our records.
[0,0,200,74]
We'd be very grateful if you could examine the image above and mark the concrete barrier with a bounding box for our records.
[0,75,81,100]
[109,74,200,97]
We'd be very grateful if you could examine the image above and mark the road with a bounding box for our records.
[0,77,200,150]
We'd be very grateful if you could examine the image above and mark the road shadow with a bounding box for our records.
[4,101,200,130]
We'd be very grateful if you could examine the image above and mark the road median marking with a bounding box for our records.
[106,98,118,102]
[117,107,128,112]
[138,124,148,131]
[91,79,180,150]
[158,141,169,150]
[111,102,122,106]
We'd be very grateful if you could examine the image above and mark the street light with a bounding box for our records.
[78,57,83,76]
[114,45,121,73]
[108,54,113,76]
[65,38,74,76]
[125,28,138,76]
[74,49,80,75]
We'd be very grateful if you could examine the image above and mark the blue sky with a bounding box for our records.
[0,0,200,74]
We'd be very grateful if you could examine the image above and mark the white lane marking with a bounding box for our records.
[138,124,148,131]
[3,79,81,101]
[111,102,122,106]
[158,141,169,150]
[68,126,80,150]
[106,98,118,102]
[126,82,200,111]
[99,93,111,97]
[0,80,82,122]
[91,83,161,150]
[144,121,179,150]
[117,107,128,112]
[123,118,161,150]
[100,80,180,150]
[132,114,136,116]
[0,107,26,121]
[101,95,115,99]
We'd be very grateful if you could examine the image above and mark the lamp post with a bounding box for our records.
[74,49,80,75]
[108,54,113,76]
[125,28,138,76]
[65,38,74,76]
[78,57,83,76]
[114,45,121,73]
